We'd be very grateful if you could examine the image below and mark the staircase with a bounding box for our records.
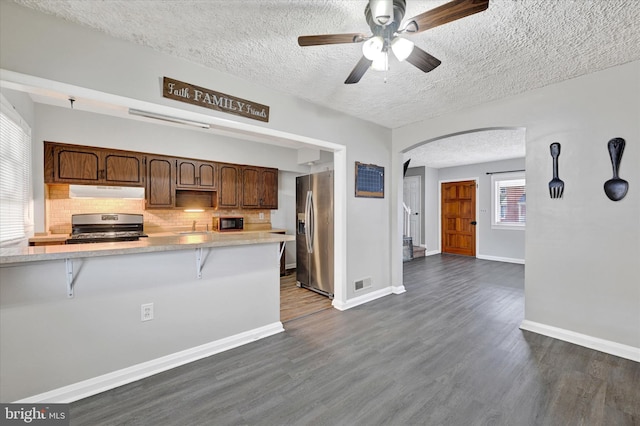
[413,245,426,259]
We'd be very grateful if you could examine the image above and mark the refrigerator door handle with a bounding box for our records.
[305,190,314,253]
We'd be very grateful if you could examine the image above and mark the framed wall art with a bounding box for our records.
[355,162,384,198]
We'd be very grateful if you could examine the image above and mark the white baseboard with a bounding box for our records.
[332,287,393,311]
[391,285,406,295]
[425,250,440,257]
[285,262,296,270]
[520,320,640,362]
[15,322,285,403]
[477,254,525,264]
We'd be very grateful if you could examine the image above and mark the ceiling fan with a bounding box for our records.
[297,0,489,84]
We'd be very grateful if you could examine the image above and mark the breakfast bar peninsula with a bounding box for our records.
[0,231,294,403]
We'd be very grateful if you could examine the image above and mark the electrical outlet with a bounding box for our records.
[259,212,265,220]
[141,303,154,321]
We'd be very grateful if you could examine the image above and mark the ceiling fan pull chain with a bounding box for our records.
[384,54,388,83]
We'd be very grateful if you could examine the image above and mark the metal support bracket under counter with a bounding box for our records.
[196,247,204,279]
[66,258,74,298]
[2,232,294,297]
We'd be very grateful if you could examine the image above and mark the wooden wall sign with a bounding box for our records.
[162,77,270,123]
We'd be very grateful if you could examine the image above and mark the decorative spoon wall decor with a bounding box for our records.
[548,142,564,199]
[604,137,628,201]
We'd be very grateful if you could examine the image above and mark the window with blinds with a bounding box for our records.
[491,173,525,229]
[0,95,32,246]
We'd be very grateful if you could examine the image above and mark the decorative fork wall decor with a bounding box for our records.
[549,142,564,199]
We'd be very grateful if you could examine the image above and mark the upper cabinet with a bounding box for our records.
[146,155,175,209]
[176,159,217,190]
[44,141,144,186]
[261,168,278,209]
[218,163,240,209]
[241,166,278,209]
[43,141,277,210]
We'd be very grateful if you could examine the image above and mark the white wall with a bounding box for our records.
[438,158,526,262]
[1,88,34,127]
[0,243,282,402]
[272,170,302,268]
[404,167,425,245]
[32,103,311,234]
[0,1,393,304]
[424,167,439,254]
[393,61,640,352]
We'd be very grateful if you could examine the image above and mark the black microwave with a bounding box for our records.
[215,217,244,232]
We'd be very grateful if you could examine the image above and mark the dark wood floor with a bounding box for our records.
[70,254,640,425]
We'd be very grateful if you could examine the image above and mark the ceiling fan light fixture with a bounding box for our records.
[371,51,389,71]
[362,36,384,60]
[391,36,414,61]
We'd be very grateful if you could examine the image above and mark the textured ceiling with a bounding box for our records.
[402,128,526,168]
[9,0,640,168]
[12,0,640,130]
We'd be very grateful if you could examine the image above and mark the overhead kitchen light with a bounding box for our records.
[128,108,210,129]
[69,185,145,199]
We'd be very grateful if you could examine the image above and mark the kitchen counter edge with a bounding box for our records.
[1,232,294,265]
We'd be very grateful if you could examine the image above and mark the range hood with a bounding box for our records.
[69,185,145,200]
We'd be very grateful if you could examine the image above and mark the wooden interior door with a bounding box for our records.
[441,180,476,256]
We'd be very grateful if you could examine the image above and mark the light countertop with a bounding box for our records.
[2,231,294,265]
[27,228,288,244]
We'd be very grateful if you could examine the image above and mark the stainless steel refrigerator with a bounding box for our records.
[296,171,334,298]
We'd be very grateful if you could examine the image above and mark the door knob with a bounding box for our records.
[414,212,419,215]
[470,221,477,225]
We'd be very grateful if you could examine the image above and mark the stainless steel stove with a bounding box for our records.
[66,213,147,244]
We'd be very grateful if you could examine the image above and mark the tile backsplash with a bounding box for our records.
[46,184,271,234]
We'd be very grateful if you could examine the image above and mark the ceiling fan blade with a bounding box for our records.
[406,0,489,33]
[345,56,372,84]
[406,47,441,73]
[298,33,368,47]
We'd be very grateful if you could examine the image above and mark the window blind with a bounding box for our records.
[492,173,526,229]
[497,179,526,224]
[0,96,32,246]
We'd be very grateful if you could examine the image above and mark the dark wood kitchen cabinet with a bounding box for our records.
[43,141,278,211]
[44,141,144,186]
[241,166,278,209]
[145,155,174,208]
[176,159,217,190]
[241,166,260,208]
[218,163,240,208]
[261,167,278,209]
